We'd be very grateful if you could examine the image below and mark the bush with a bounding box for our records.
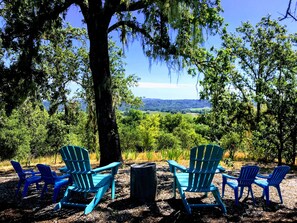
[220,132,241,160]
[157,132,181,151]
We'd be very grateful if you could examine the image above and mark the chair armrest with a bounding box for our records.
[256,174,270,179]
[92,162,121,175]
[54,174,71,180]
[23,169,40,176]
[23,168,34,173]
[59,166,68,173]
[222,173,237,180]
[167,160,187,173]
[216,165,226,173]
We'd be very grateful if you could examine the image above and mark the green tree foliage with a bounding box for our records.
[0,109,30,161]
[138,114,160,151]
[220,132,241,160]
[118,109,144,152]
[157,132,181,151]
[0,0,223,166]
[263,54,297,164]
[160,113,183,133]
[200,16,297,164]
[18,100,48,160]
[193,115,211,139]
[173,116,204,149]
[221,17,295,124]
[118,110,209,153]
[38,25,84,116]
[198,39,248,144]
[0,100,48,162]
[46,113,68,163]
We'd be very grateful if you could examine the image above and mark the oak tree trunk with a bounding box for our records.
[87,5,122,166]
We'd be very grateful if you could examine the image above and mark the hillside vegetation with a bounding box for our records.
[122,99,211,113]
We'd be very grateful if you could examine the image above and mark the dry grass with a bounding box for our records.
[3,149,295,172]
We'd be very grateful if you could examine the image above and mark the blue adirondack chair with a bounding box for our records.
[10,160,41,198]
[36,164,70,203]
[167,145,226,214]
[222,165,259,205]
[254,165,290,205]
[54,145,121,214]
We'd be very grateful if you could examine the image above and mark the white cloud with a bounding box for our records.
[137,82,193,89]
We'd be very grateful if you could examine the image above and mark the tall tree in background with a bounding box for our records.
[205,16,297,165]
[0,1,223,166]
[220,17,296,127]
[39,25,84,117]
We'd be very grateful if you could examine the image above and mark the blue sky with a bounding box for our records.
[67,0,297,99]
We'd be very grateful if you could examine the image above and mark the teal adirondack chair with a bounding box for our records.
[167,145,226,214]
[54,145,121,214]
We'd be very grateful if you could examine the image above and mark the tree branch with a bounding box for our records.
[108,20,176,54]
[37,0,75,22]
[280,0,297,21]
[116,0,151,12]
[73,0,89,22]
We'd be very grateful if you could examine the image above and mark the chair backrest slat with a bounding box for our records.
[11,160,26,179]
[187,145,223,191]
[268,165,290,186]
[60,145,94,189]
[237,165,259,186]
[37,164,55,184]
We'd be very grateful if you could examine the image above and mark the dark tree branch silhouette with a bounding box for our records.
[280,0,297,21]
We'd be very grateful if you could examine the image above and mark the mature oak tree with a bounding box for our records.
[0,0,223,166]
[203,17,297,165]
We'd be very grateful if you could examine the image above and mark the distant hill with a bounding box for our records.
[43,98,211,114]
[121,98,211,113]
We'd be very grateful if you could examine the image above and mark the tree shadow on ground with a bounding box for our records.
[222,197,297,223]
[0,177,83,222]
[0,162,296,222]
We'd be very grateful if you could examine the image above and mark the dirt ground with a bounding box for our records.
[0,161,296,223]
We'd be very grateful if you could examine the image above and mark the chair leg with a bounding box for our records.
[249,186,256,204]
[84,184,110,215]
[173,177,177,198]
[15,180,22,196]
[111,179,115,199]
[40,184,48,199]
[22,181,31,198]
[178,186,191,214]
[264,186,270,205]
[261,188,265,197]
[36,182,40,190]
[275,186,283,204]
[54,187,72,211]
[239,186,244,200]
[234,187,239,205]
[53,186,61,203]
[212,188,227,214]
[222,178,226,197]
